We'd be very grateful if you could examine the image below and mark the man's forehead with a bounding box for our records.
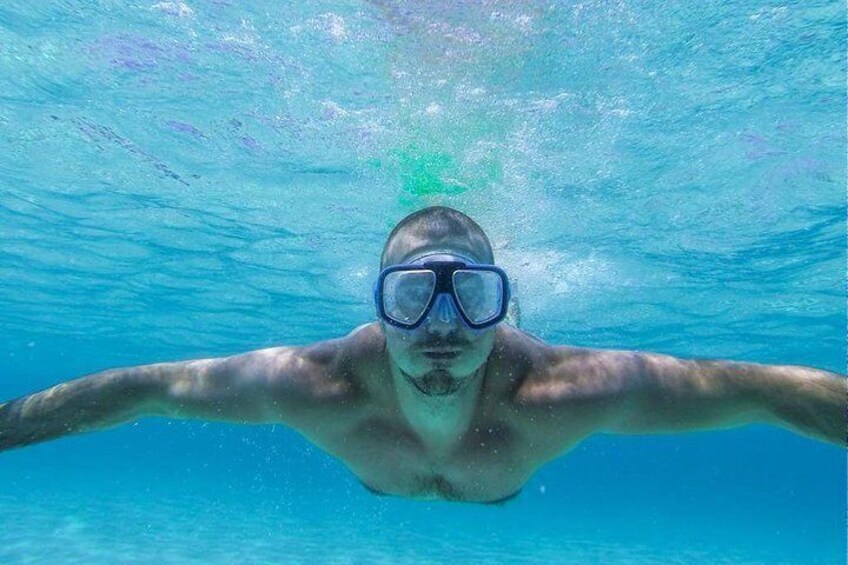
[408,251,477,265]
[389,244,490,266]
[383,231,492,265]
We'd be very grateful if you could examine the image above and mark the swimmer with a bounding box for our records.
[1,206,844,504]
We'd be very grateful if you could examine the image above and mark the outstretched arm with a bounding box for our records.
[0,346,318,452]
[607,353,846,445]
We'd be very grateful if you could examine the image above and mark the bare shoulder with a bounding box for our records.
[225,323,385,409]
[489,327,646,453]
[491,326,644,406]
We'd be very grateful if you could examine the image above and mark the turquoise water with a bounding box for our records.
[0,1,845,563]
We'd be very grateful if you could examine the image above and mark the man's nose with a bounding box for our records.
[426,293,461,332]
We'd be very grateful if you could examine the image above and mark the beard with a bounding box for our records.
[406,369,462,396]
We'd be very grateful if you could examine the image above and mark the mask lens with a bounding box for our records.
[453,270,503,325]
[382,270,436,326]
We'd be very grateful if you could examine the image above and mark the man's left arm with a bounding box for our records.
[607,353,846,446]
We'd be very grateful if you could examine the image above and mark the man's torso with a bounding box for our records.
[272,323,632,504]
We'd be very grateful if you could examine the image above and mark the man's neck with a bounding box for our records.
[390,363,486,452]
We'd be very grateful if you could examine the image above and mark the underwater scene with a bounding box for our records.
[0,1,845,563]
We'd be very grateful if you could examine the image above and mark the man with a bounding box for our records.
[0,206,844,504]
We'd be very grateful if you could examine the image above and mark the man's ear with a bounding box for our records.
[506,280,521,328]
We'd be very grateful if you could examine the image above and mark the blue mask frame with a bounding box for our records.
[374,260,511,330]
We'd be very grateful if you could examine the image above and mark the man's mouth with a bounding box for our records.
[422,349,460,360]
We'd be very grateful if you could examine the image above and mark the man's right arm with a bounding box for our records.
[0,346,319,452]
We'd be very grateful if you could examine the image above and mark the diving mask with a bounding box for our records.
[375,256,510,330]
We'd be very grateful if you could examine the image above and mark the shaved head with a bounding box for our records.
[381,206,494,268]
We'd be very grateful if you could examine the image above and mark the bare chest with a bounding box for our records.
[315,415,562,504]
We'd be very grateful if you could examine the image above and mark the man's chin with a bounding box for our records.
[406,369,462,396]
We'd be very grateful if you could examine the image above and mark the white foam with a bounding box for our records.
[151,2,194,18]
[497,248,618,319]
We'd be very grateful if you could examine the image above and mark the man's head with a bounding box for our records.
[380,206,494,269]
[377,206,501,396]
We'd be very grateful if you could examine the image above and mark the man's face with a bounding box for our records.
[380,252,497,396]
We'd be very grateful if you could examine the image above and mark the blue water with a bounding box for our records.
[0,1,845,563]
